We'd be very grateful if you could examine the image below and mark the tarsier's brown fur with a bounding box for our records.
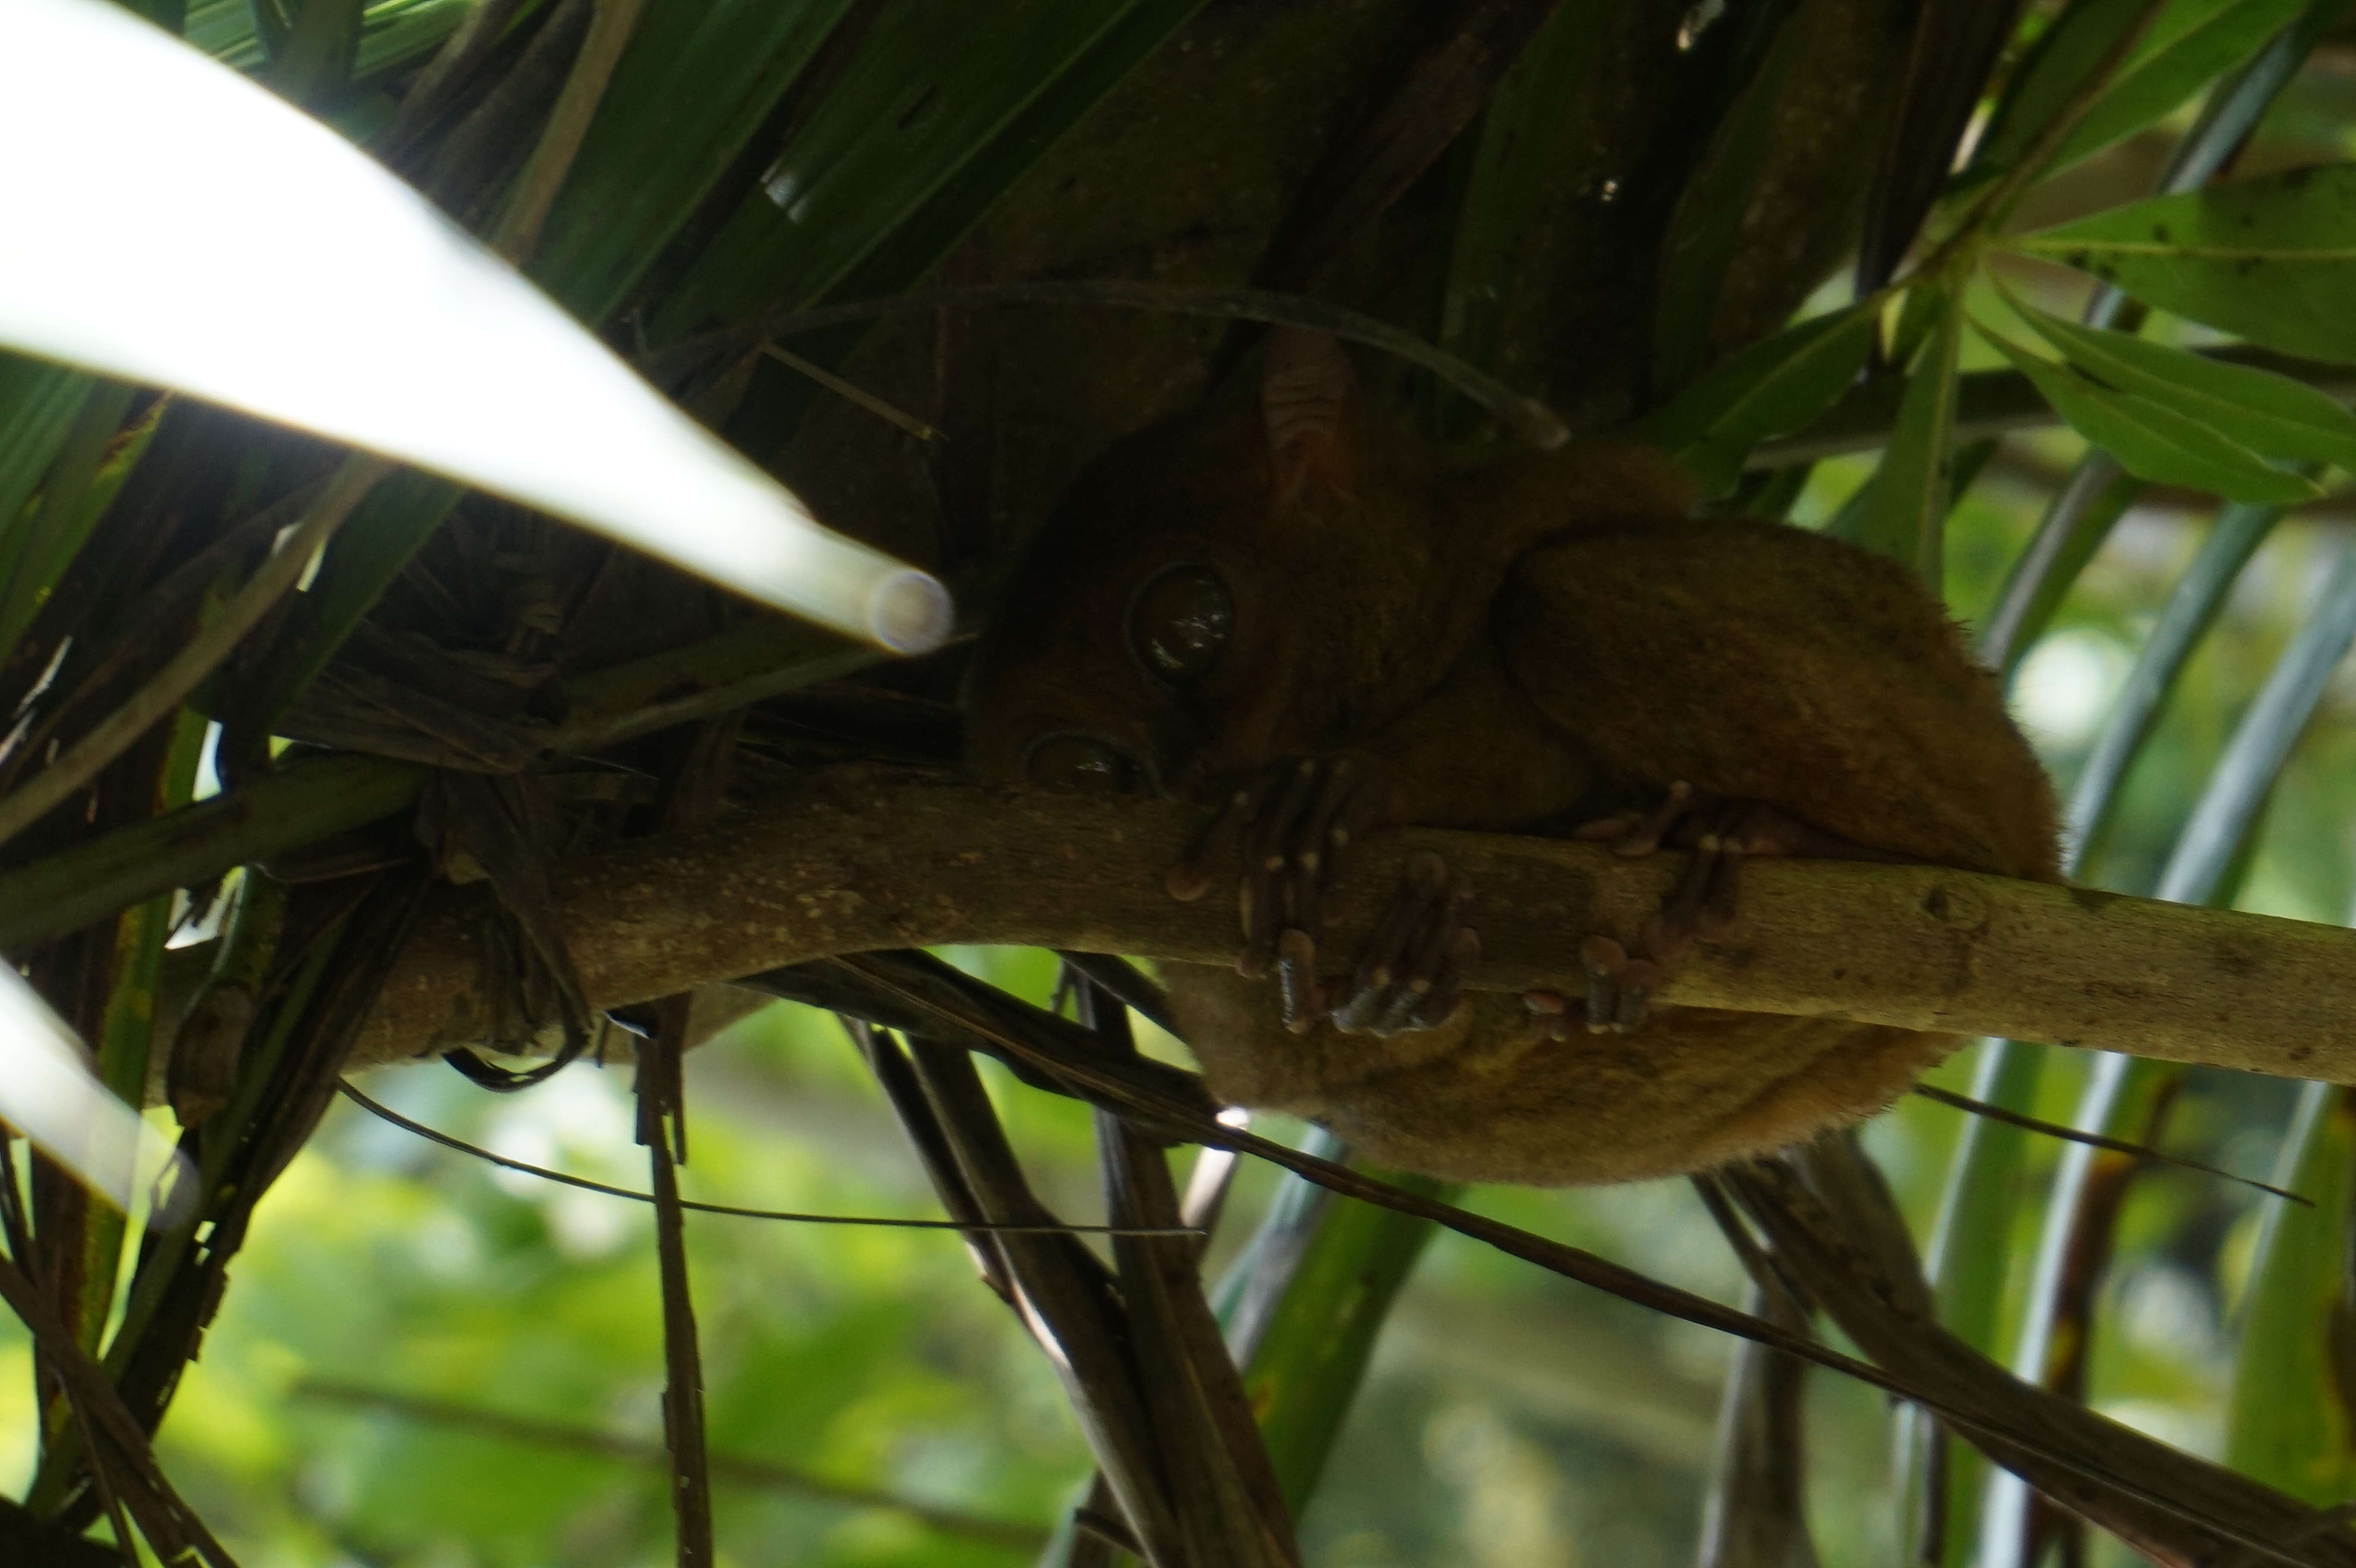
[964,335,2060,1186]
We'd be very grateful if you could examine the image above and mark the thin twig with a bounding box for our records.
[490,0,646,263]
[336,1083,1199,1234]
[0,455,390,852]
[634,999,712,1567]
[761,345,940,442]
[1911,1083,2308,1204]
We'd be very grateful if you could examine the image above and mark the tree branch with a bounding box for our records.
[346,767,2356,1087]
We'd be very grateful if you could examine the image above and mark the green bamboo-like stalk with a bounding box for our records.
[1210,1127,1455,1513]
[2224,1080,2356,1502]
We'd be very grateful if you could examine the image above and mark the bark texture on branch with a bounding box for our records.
[349,768,2356,1086]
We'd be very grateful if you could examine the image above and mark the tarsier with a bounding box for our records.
[964,332,2061,1185]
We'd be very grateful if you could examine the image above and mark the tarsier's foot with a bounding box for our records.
[1532,787,1851,1036]
[1167,754,1406,966]
[1165,756,1471,1033]
[1320,852,1478,1037]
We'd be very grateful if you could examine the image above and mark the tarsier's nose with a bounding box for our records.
[1021,732,1148,795]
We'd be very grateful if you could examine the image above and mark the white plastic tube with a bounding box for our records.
[0,0,950,653]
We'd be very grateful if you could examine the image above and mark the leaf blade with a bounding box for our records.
[2009,165,2356,363]
[1979,325,2321,501]
[2052,0,2308,169]
[1857,290,1964,584]
[1641,303,1878,496]
[2012,294,2356,469]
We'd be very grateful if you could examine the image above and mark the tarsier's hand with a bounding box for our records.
[1166,756,1477,1035]
[1531,783,1879,1036]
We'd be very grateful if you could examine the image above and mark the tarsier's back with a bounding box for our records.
[964,332,2061,1186]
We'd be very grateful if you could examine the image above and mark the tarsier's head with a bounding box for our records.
[963,330,1434,797]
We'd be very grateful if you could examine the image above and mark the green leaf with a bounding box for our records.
[1979,326,2322,501]
[1972,0,2159,177]
[653,0,1200,334]
[666,0,1209,450]
[2011,295,2356,470]
[0,357,104,658]
[532,0,861,321]
[1973,0,2305,180]
[1857,291,1963,585]
[2008,165,2356,363]
[1640,303,1877,496]
[2055,0,2307,170]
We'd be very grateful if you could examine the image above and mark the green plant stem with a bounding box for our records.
[0,753,422,950]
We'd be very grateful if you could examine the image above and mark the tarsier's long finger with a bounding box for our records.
[1383,908,1476,1036]
[1332,853,1446,1032]
[1284,758,1371,950]
[1407,927,1481,1032]
[1609,958,1662,1032]
[1579,936,1659,1034]
[1592,779,1696,858]
[1276,928,1325,1034]
[1242,760,1324,975]
[1168,770,1280,903]
[1648,839,1723,961]
[1579,934,1629,1035]
[1571,809,1645,843]
[1319,773,1406,927]
[1371,884,1467,1034]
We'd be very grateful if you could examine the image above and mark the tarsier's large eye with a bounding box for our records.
[1127,563,1233,687]
[1023,733,1140,794]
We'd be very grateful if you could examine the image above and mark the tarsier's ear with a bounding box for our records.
[1261,328,1358,502]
